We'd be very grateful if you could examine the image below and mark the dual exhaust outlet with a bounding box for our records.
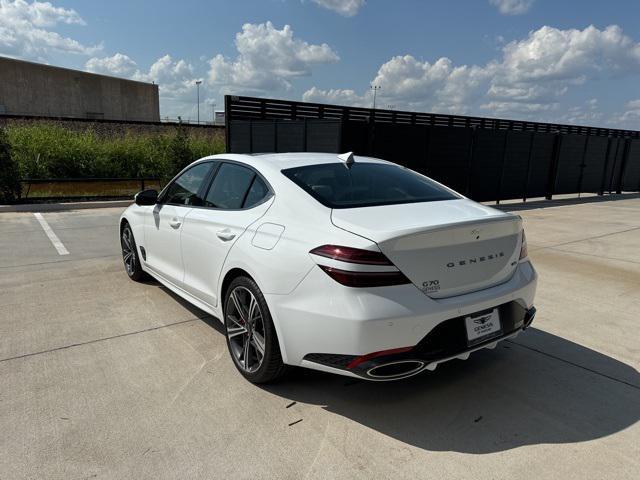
[365,360,427,380]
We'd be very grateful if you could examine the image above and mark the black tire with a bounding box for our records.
[224,276,287,384]
[120,222,147,282]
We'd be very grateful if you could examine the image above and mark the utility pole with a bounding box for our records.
[195,80,202,124]
[370,85,381,109]
[211,102,216,124]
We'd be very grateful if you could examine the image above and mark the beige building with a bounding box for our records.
[0,56,160,122]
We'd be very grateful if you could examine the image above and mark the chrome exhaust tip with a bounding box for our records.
[366,360,426,380]
[523,306,537,330]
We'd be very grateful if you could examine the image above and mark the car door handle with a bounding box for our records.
[216,229,236,241]
[169,218,181,229]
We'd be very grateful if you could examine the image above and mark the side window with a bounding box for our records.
[163,162,212,206]
[243,176,270,208]
[204,163,256,209]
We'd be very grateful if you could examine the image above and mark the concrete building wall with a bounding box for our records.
[0,56,160,122]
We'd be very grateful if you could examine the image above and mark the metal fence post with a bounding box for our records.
[465,126,477,197]
[274,119,278,153]
[523,132,535,202]
[303,118,308,152]
[607,138,621,193]
[599,138,612,195]
[495,129,510,204]
[546,132,562,200]
[224,95,231,153]
[616,139,631,194]
[367,116,375,157]
[576,136,590,196]
[424,125,432,176]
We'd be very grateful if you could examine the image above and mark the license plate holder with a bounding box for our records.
[464,308,502,346]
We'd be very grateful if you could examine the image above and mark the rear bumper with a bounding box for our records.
[265,260,537,376]
[304,304,536,380]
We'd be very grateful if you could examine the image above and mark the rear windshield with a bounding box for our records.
[281,162,458,208]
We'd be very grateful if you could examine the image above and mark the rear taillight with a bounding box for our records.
[519,231,528,260]
[309,245,393,265]
[318,265,410,287]
[310,245,411,287]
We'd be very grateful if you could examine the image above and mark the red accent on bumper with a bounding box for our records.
[346,346,413,370]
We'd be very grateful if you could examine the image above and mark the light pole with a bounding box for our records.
[370,85,381,109]
[195,80,202,124]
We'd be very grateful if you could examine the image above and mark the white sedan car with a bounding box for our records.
[120,152,537,383]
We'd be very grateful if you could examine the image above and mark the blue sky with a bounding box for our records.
[3,0,640,128]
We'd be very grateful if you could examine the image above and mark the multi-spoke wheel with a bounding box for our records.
[224,276,286,383]
[120,222,146,281]
[226,286,266,373]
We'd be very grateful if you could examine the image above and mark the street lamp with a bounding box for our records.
[195,80,202,124]
[370,85,381,109]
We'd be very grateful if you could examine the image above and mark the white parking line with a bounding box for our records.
[33,213,70,256]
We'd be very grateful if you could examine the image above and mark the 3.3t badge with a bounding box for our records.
[422,279,440,293]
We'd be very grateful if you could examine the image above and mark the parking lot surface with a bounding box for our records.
[1,195,639,479]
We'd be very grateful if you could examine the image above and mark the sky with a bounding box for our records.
[2,0,640,129]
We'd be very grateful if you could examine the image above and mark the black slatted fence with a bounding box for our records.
[225,95,640,202]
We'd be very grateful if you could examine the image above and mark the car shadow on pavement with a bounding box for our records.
[263,328,640,454]
[156,285,226,335]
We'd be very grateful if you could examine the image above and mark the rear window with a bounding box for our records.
[281,162,458,208]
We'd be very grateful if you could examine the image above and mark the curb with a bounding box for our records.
[0,200,133,213]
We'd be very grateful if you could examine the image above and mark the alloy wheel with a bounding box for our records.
[121,227,136,276]
[225,286,266,373]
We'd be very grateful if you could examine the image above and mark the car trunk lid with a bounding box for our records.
[331,199,522,298]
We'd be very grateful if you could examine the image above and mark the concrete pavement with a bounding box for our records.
[0,197,638,479]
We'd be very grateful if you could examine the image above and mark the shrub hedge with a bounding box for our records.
[0,127,21,203]
[0,123,225,203]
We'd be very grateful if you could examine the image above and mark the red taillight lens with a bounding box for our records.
[318,265,410,287]
[519,231,528,260]
[310,245,393,265]
[310,245,411,287]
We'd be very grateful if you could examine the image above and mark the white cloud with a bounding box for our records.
[499,25,640,83]
[369,56,492,113]
[305,24,640,121]
[134,54,196,98]
[617,99,640,127]
[87,54,202,120]
[90,22,339,119]
[85,53,138,77]
[311,0,366,17]
[208,21,339,93]
[85,53,197,100]
[558,98,603,125]
[484,25,640,116]
[85,53,201,119]
[489,0,534,15]
[302,87,369,106]
[0,0,99,60]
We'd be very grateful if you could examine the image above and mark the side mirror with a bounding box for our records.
[135,189,158,206]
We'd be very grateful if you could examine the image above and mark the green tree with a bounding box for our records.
[0,127,21,203]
